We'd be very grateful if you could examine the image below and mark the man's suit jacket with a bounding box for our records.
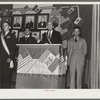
[0,31,16,61]
[68,37,87,65]
[38,21,46,28]
[19,36,37,44]
[41,30,62,44]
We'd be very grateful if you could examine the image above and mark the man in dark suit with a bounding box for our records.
[41,22,62,44]
[38,16,46,28]
[19,27,37,44]
[32,33,42,44]
[0,21,16,88]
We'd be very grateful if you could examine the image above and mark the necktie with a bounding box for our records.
[48,31,51,39]
[74,37,77,42]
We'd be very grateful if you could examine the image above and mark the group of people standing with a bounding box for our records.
[0,20,87,89]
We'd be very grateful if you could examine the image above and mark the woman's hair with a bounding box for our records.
[73,25,82,37]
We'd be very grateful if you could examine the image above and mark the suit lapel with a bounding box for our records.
[5,32,11,39]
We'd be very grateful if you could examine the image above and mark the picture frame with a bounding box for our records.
[49,15,59,29]
[32,31,41,41]
[3,17,11,23]
[0,1,100,99]
[41,30,47,35]
[25,15,35,29]
[18,31,25,42]
[12,30,19,39]
[37,14,49,29]
[13,15,23,29]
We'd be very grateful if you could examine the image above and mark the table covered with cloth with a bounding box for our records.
[15,44,67,88]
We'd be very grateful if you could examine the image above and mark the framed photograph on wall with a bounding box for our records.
[3,17,11,23]
[13,15,23,29]
[41,30,47,35]
[25,15,35,29]
[18,31,25,42]
[32,31,41,42]
[37,14,49,29]
[49,15,59,28]
[12,30,19,39]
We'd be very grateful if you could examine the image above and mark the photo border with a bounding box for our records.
[0,1,100,99]
[12,15,23,29]
[25,14,35,29]
[37,14,49,29]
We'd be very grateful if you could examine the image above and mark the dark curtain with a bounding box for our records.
[53,4,92,88]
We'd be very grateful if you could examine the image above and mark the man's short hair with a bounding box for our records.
[73,25,82,37]
[2,21,11,26]
[24,27,31,31]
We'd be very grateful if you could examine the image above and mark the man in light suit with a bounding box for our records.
[41,22,62,44]
[68,26,87,89]
[0,21,16,88]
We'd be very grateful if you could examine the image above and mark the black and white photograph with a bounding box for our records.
[0,1,100,99]
[32,31,42,44]
[13,15,22,29]
[18,31,24,38]
[50,15,59,28]
[3,17,11,23]
[12,30,18,38]
[37,14,48,29]
[25,15,35,29]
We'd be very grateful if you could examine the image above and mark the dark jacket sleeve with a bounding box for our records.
[31,37,37,44]
[41,33,49,44]
[53,31,62,44]
[19,37,24,44]
[57,31,62,44]
[10,34,16,60]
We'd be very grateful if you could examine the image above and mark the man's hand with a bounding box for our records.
[7,58,11,63]
[9,60,14,68]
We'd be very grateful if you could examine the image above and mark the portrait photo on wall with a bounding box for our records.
[12,30,19,39]
[50,15,59,29]
[13,16,22,29]
[3,17,11,23]
[32,31,41,44]
[25,15,35,29]
[18,31,25,42]
[37,14,49,29]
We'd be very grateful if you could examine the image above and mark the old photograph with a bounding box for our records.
[37,14,48,29]
[0,2,99,93]
[13,15,23,29]
[25,15,35,29]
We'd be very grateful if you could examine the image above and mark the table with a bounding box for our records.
[16,44,67,88]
